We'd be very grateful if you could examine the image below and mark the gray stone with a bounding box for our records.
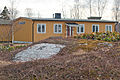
[97,42,113,47]
[13,43,65,62]
[79,43,88,46]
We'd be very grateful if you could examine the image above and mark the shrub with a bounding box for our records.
[15,45,26,48]
[74,36,77,38]
[74,32,120,42]
[0,44,26,51]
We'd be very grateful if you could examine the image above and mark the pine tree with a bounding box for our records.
[0,6,10,20]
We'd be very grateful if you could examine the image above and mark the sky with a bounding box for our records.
[0,0,114,20]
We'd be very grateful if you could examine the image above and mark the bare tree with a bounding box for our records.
[58,0,67,19]
[25,8,33,17]
[9,8,18,19]
[85,0,92,17]
[71,0,80,19]
[112,0,120,21]
[89,0,92,17]
[70,0,88,19]
[37,11,41,18]
[61,5,67,19]
[96,0,108,17]
[70,8,74,18]
[8,0,19,43]
[86,0,98,17]
[74,0,80,19]
[9,0,18,20]
[69,0,81,19]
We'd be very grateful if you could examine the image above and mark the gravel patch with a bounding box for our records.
[13,43,65,62]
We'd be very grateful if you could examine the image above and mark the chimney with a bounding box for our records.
[88,17,102,20]
[53,13,61,19]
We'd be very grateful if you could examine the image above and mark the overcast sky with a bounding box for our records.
[0,0,114,20]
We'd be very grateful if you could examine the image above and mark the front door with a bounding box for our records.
[67,26,73,37]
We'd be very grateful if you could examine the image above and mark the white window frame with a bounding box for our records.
[92,24,99,32]
[77,24,85,34]
[37,24,46,34]
[54,24,62,34]
[105,25,112,32]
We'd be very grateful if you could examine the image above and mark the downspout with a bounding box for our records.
[115,22,119,33]
[32,21,34,43]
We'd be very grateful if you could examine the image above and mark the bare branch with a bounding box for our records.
[97,0,108,17]
[112,0,120,21]
[25,8,33,18]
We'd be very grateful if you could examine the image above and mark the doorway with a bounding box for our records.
[66,26,73,37]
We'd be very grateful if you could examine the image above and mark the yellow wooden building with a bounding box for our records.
[0,14,118,43]
[0,19,11,42]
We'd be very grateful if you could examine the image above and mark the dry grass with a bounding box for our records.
[0,61,11,67]
[0,38,119,80]
[73,39,107,52]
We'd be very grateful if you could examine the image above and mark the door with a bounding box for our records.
[67,26,73,37]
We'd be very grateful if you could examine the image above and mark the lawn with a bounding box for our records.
[0,38,120,80]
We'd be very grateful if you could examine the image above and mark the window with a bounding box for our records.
[37,24,46,33]
[77,24,85,33]
[19,21,25,24]
[92,24,99,32]
[105,25,112,32]
[54,24,62,33]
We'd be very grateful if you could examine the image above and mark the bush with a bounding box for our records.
[74,32,120,42]
[0,44,26,51]
[15,45,26,48]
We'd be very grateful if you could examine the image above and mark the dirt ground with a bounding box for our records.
[0,38,120,80]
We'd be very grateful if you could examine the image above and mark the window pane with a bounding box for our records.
[77,27,80,33]
[42,25,45,32]
[38,25,41,32]
[106,26,108,31]
[58,25,61,32]
[93,25,95,32]
[109,26,112,32]
[55,25,57,32]
[96,26,98,32]
[81,26,84,32]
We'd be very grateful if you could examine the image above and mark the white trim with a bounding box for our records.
[70,26,71,36]
[66,26,74,37]
[66,24,79,27]
[92,24,99,32]
[77,24,85,34]
[105,25,112,32]
[54,24,62,34]
[13,41,32,44]
[66,26,68,37]
[37,24,46,34]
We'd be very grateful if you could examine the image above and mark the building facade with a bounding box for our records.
[13,17,117,43]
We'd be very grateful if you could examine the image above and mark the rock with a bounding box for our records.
[79,43,88,46]
[97,42,113,47]
[13,43,65,62]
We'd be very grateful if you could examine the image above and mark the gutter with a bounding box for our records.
[32,19,118,23]
[32,21,35,43]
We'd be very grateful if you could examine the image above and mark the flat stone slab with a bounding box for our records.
[97,42,113,47]
[13,43,65,62]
